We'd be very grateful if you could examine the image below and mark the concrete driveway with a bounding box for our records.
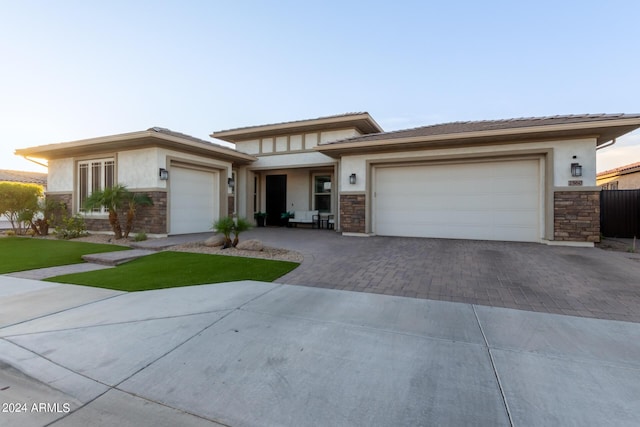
[241,228,640,323]
[2,231,640,426]
[1,277,640,426]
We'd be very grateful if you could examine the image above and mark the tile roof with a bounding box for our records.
[0,169,47,185]
[147,127,230,149]
[597,161,640,177]
[322,113,640,145]
[214,112,370,134]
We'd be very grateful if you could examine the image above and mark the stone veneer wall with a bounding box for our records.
[81,191,168,235]
[554,191,600,242]
[340,194,366,233]
[228,195,235,216]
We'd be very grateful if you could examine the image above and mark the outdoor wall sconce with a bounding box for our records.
[159,168,169,180]
[571,163,582,177]
[349,173,357,185]
[227,177,235,190]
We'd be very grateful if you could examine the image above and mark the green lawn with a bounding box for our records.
[46,251,299,291]
[0,237,129,274]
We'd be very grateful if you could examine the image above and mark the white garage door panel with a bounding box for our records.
[170,167,219,234]
[375,160,540,242]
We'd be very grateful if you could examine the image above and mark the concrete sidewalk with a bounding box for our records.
[1,278,639,426]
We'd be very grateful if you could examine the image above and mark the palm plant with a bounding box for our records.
[83,184,129,239]
[123,193,153,238]
[213,216,235,248]
[232,217,252,247]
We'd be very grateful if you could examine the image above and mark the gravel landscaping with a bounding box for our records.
[27,233,304,263]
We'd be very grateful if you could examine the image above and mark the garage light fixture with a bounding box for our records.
[159,168,169,180]
[349,173,357,185]
[228,177,235,189]
[571,163,582,177]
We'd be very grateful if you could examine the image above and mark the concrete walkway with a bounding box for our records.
[1,278,639,426]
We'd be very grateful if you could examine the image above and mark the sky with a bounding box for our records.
[1,0,639,174]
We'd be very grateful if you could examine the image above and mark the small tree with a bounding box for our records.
[123,193,153,238]
[83,184,129,239]
[0,182,42,235]
[232,217,252,247]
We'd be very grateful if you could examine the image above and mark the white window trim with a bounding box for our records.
[77,158,115,215]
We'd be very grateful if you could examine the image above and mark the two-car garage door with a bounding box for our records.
[170,166,219,234]
[374,159,540,242]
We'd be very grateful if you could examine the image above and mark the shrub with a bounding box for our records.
[55,214,88,240]
[0,182,43,235]
[134,231,148,242]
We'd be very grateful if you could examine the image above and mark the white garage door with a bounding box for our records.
[374,159,540,242]
[170,167,219,234]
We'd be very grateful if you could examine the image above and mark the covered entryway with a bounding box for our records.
[373,159,540,242]
[170,166,219,234]
[266,174,287,226]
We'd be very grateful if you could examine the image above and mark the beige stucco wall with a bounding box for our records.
[117,147,165,189]
[320,129,360,144]
[618,174,640,189]
[238,139,261,154]
[250,151,336,170]
[233,128,361,156]
[598,172,640,189]
[339,137,597,192]
[47,158,74,192]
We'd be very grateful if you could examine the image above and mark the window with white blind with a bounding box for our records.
[78,158,115,214]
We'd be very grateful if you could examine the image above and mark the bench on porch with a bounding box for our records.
[289,210,319,227]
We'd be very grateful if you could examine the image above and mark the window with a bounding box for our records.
[313,175,332,212]
[253,175,258,213]
[78,158,115,214]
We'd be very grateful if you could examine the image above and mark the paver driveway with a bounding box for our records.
[243,228,640,323]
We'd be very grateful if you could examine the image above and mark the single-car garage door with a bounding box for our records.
[170,166,219,234]
[374,159,540,242]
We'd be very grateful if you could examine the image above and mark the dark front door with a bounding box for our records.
[266,175,287,226]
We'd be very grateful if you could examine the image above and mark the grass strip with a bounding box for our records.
[0,237,129,274]
[46,251,299,291]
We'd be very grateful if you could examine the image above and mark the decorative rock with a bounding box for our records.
[204,235,225,247]
[236,239,264,251]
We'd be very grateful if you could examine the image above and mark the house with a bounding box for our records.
[0,169,48,229]
[15,128,255,235]
[15,113,640,246]
[597,162,640,190]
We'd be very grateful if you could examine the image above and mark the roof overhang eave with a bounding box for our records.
[15,131,257,165]
[211,113,383,143]
[316,119,640,158]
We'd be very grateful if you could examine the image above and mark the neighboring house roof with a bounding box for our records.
[0,169,47,186]
[211,112,383,143]
[597,161,640,179]
[15,127,257,165]
[316,113,640,157]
